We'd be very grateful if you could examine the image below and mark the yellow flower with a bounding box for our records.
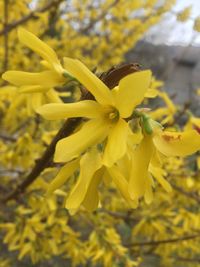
[2,28,66,92]
[45,123,200,210]
[144,76,163,98]
[153,129,200,157]
[108,125,200,206]
[38,57,152,167]
[47,145,141,211]
[184,115,200,134]
[46,147,103,212]
[127,128,200,203]
[177,6,192,22]
[193,17,200,32]
[150,91,177,125]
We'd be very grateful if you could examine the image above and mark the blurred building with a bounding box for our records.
[127,41,200,114]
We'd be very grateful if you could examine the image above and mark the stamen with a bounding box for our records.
[103,105,119,123]
[109,112,117,120]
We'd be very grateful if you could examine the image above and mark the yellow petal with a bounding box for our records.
[145,88,159,98]
[103,119,129,167]
[65,148,102,210]
[63,57,113,105]
[144,175,154,204]
[82,168,104,211]
[127,126,143,149]
[114,70,152,118]
[191,117,200,132]
[19,85,49,93]
[37,100,103,120]
[46,158,79,195]
[18,27,62,73]
[108,166,138,208]
[116,153,132,180]
[2,70,63,87]
[153,130,200,157]
[45,89,62,103]
[31,93,44,111]
[159,92,176,113]
[150,149,163,168]
[149,164,172,193]
[128,136,154,200]
[54,119,109,162]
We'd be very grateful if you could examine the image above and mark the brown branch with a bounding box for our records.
[0,133,17,142]
[80,0,120,34]
[172,183,200,204]
[0,0,64,37]
[98,208,135,220]
[98,4,167,66]
[3,118,81,202]
[124,233,200,248]
[2,63,140,203]
[176,257,200,263]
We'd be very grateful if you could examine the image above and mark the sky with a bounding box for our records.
[145,0,200,46]
[30,0,200,47]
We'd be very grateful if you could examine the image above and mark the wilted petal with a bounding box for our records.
[63,57,113,105]
[103,119,129,167]
[37,100,103,120]
[54,119,109,162]
[153,130,200,157]
[114,70,152,118]
[65,148,102,210]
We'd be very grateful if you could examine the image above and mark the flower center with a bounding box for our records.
[104,106,119,123]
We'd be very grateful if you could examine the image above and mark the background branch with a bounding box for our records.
[124,233,200,248]
[0,0,64,37]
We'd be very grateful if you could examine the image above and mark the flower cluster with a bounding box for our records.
[2,29,200,213]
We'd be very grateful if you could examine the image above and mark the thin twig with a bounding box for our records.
[176,257,200,263]
[98,4,168,66]
[0,0,63,37]
[3,118,81,202]
[172,183,200,204]
[0,133,17,142]
[79,0,119,34]
[124,233,200,248]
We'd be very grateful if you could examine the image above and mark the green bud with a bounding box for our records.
[142,114,153,135]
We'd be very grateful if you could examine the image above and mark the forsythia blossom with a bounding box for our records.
[3,30,200,212]
[37,59,200,211]
[2,28,71,110]
[38,58,152,166]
